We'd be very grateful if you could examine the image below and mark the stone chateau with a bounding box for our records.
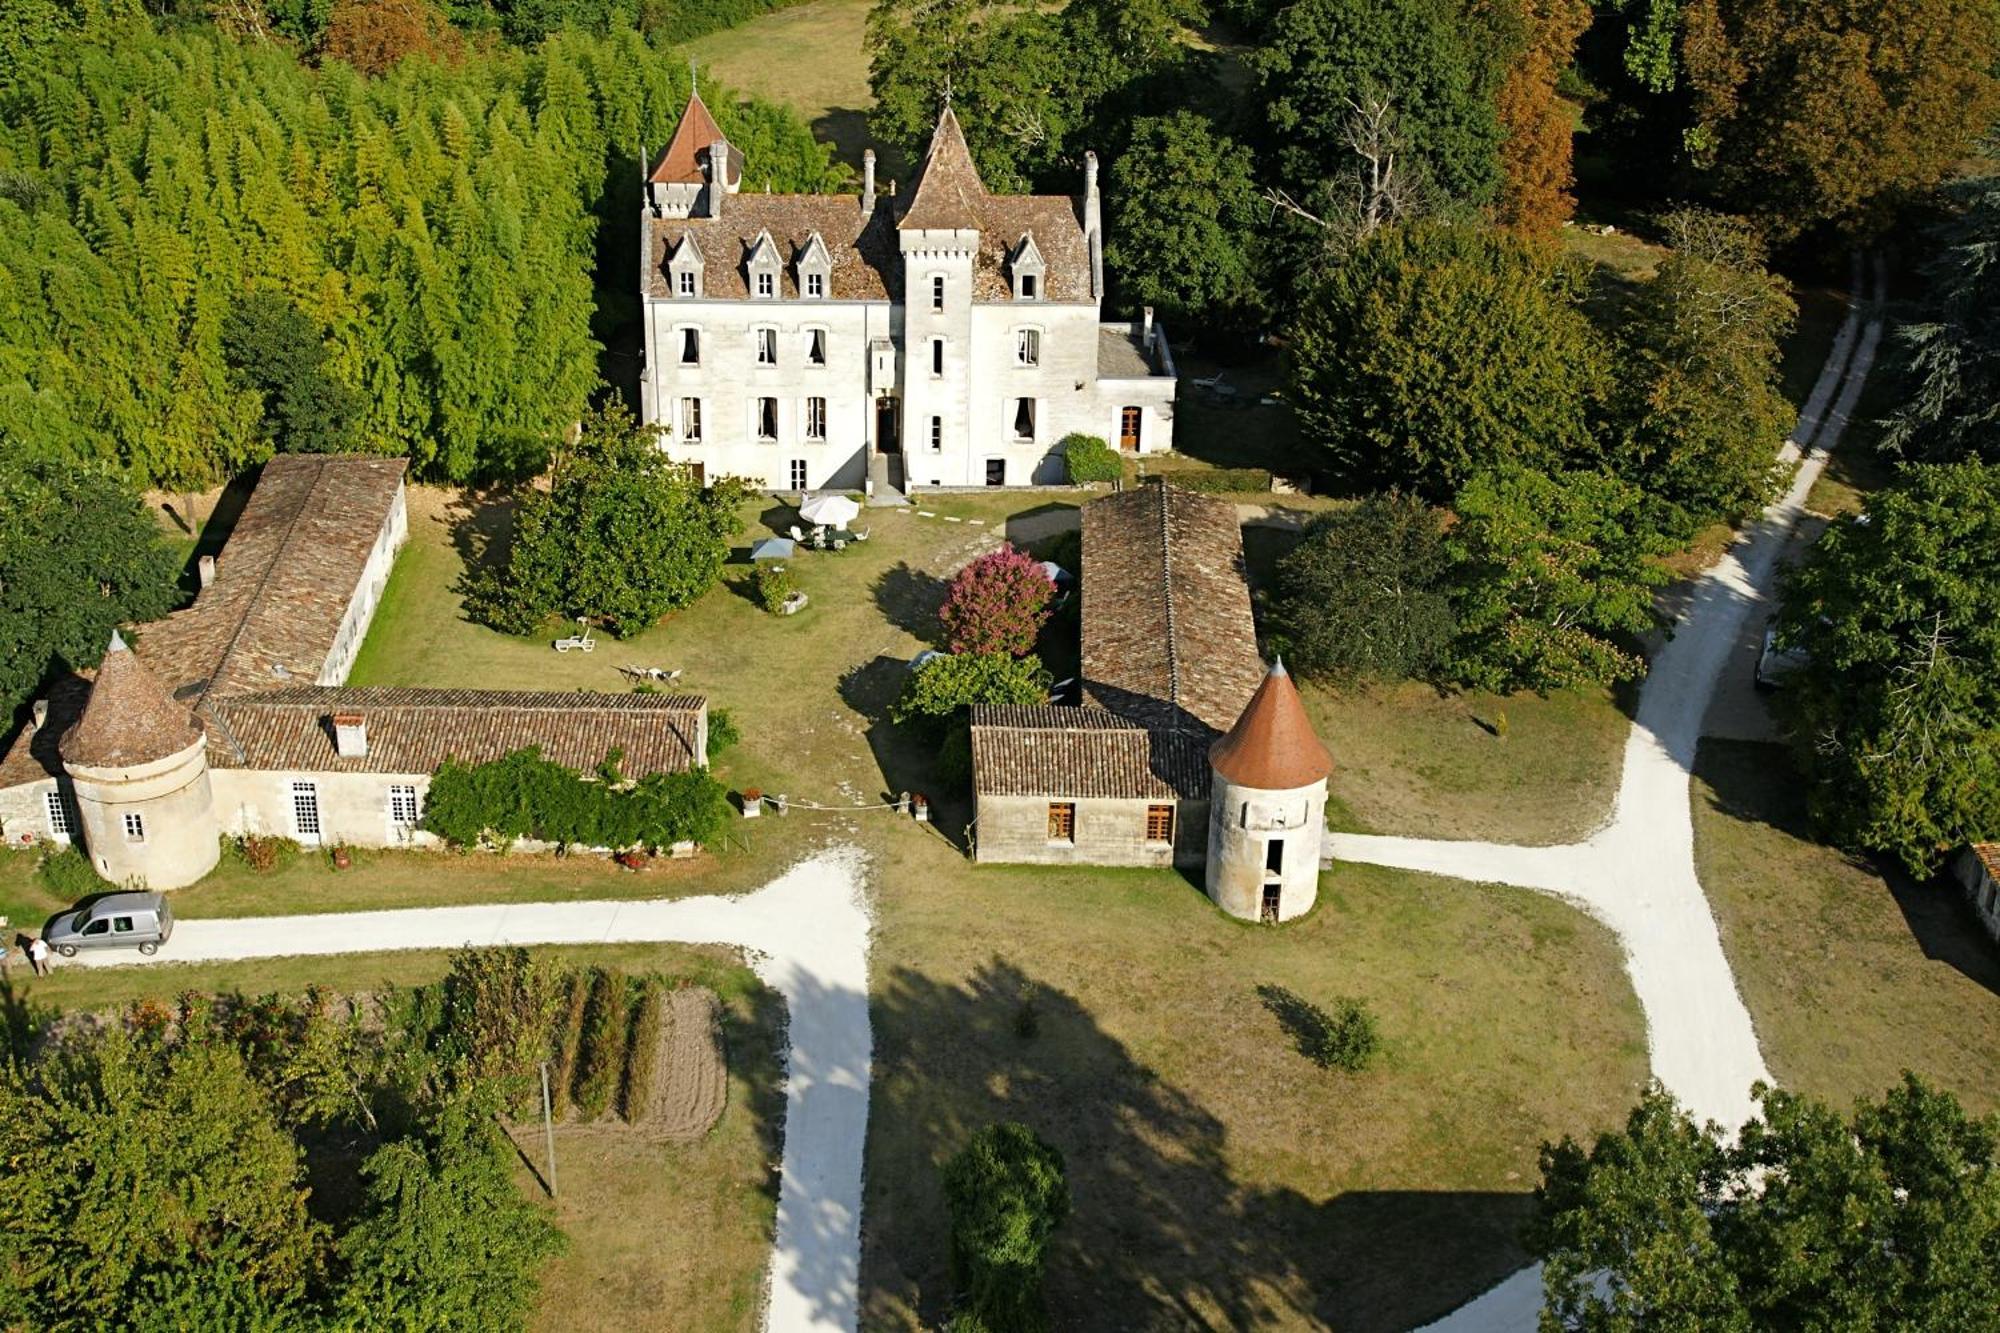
[638,93,1178,493]
[0,456,708,889]
[970,486,1334,923]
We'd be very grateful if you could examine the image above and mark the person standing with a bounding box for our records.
[26,934,51,977]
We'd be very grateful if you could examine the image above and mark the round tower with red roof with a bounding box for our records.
[1205,659,1333,923]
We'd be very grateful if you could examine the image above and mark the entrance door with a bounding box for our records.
[1119,405,1143,452]
[876,397,901,454]
[1261,882,1282,923]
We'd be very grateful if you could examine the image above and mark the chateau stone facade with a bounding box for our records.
[638,95,1177,493]
[970,486,1333,921]
[0,456,708,889]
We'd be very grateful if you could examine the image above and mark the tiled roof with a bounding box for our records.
[899,106,988,232]
[136,454,407,703]
[204,688,707,777]
[970,706,1209,800]
[1080,486,1264,733]
[1208,661,1332,791]
[1972,843,2000,881]
[59,635,203,769]
[0,676,87,788]
[650,92,729,185]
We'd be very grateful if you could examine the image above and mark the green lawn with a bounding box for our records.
[684,0,885,173]
[1692,739,2000,1114]
[863,822,1649,1331]
[6,941,782,1333]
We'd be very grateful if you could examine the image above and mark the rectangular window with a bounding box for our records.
[680,327,700,364]
[932,275,945,311]
[680,397,702,442]
[677,270,695,297]
[756,271,775,299]
[1146,804,1175,843]
[1016,329,1040,367]
[807,328,827,366]
[44,790,71,840]
[986,459,1006,486]
[123,811,145,843]
[806,272,825,299]
[1047,802,1075,843]
[790,459,808,489]
[930,416,943,452]
[805,397,827,440]
[931,338,944,377]
[1021,273,1038,300]
[292,781,321,840]
[389,784,421,826]
[756,328,777,365]
[1012,397,1036,441]
[757,398,779,440]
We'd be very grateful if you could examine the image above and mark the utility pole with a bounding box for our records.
[539,1060,559,1199]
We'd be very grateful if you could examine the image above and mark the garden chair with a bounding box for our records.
[553,617,594,653]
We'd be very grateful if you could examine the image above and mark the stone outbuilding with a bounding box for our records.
[1949,843,2000,947]
[970,484,1335,921]
[0,455,710,890]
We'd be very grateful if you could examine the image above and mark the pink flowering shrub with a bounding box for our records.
[938,543,1055,656]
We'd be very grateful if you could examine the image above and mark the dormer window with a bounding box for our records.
[1011,233,1046,302]
[667,233,705,300]
[806,272,824,298]
[795,232,832,301]
[678,271,696,297]
[756,271,775,299]
[746,229,782,301]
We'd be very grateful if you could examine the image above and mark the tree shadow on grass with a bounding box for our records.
[873,562,947,642]
[444,487,521,578]
[836,656,970,851]
[864,958,1537,1331]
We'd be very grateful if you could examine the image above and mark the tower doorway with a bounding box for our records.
[1261,883,1281,923]
[875,397,901,454]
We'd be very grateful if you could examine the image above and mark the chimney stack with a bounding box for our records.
[32,699,48,731]
[862,148,877,216]
[332,712,367,759]
[706,138,731,218]
[1143,306,1155,349]
[1083,151,1103,301]
[198,554,216,589]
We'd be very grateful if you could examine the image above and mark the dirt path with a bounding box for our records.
[66,847,874,1333]
[1336,269,1885,1331]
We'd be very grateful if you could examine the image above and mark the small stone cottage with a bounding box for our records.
[970,485,1334,922]
[0,455,708,890]
[1950,844,2000,947]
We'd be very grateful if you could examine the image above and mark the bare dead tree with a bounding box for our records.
[1263,93,1426,253]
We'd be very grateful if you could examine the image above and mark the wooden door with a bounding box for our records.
[1119,406,1142,452]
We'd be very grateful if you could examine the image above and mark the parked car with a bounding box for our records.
[1754,622,1812,691]
[45,891,174,957]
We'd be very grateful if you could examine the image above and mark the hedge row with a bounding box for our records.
[572,968,632,1120]
[1145,468,1273,494]
[422,745,733,852]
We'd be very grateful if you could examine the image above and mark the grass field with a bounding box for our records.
[863,823,1649,1331]
[1692,739,2000,1115]
[684,0,884,172]
[4,941,782,1333]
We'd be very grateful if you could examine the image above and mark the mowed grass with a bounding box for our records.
[862,821,1649,1332]
[5,941,782,1332]
[683,0,886,172]
[1692,739,2000,1114]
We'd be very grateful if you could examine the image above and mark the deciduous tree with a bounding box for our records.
[1776,461,2000,874]
[1104,111,1264,329]
[1493,0,1592,233]
[1287,223,1611,499]
[222,291,366,456]
[1269,493,1456,683]
[1681,0,2000,238]
[941,1122,1071,1333]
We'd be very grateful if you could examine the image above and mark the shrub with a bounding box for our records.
[225,834,302,874]
[942,1123,1071,1333]
[938,544,1055,656]
[621,978,666,1123]
[1257,984,1382,1072]
[1143,468,1271,494]
[433,948,564,1108]
[421,747,733,852]
[705,708,741,760]
[549,970,591,1119]
[37,846,100,901]
[751,563,797,614]
[1060,433,1123,484]
[891,652,1052,726]
[571,968,631,1121]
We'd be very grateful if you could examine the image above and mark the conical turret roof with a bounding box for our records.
[898,105,988,231]
[651,91,730,185]
[60,631,202,769]
[1208,659,1332,791]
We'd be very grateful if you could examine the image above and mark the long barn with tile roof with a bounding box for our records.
[0,457,709,888]
[639,98,1177,496]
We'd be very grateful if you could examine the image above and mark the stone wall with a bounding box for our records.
[974,792,1206,868]
[1205,776,1328,923]
[67,743,221,890]
[0,775,59,849]
[320,479,408,685]
[210,768,438,850]
[1949,848,2000,945]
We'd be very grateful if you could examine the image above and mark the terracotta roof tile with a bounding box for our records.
[204,687,707,776]
[1209,661,1333,791]
[1972,843,2000,881]
[59,635,203,769]
[654,197,903,302]
[898,106,988,232]
[0,676,86,788]
[970,706,1209,800]
[650,92,728,185]
[1080,486,1264,733]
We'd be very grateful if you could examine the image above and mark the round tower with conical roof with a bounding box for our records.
[1205,660,1333,923]
[60,632,220,889]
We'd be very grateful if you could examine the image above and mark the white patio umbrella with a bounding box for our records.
[798,493,861,527]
